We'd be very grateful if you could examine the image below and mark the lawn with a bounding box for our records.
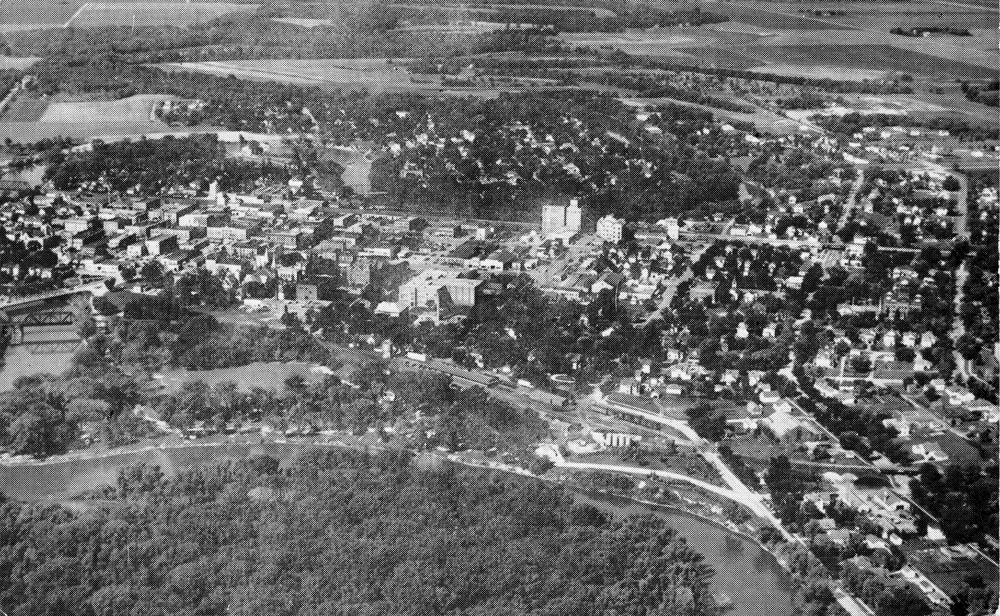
[67,2,256,27]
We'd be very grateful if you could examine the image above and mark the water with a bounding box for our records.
[0,443,794,616]
[572,491,795,616]
[3,165,44,186]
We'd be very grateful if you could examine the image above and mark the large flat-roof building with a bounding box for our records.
[398,269,483,309]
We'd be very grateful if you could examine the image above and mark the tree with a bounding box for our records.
[850,353,872,374]
[686,403,726,441]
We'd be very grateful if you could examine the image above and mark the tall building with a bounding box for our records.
[542,203,566,235]
[664,217,679,240]
[596,214,624,243]
[565,199,582,232]
[541,199,582,235]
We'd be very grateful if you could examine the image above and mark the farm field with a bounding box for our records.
[155,361,334,395]
[0,94,177,141]
[37,93,169,123]
[745,43,998,79]
[1,96,48,121]
[0,0,83,27]
[66,1,257,28]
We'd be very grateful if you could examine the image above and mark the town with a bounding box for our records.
[0,1,994,615]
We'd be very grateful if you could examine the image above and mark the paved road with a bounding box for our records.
[837,167,867,235]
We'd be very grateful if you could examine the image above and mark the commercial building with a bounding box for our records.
[596,214,624,242]
[398,269,483,309]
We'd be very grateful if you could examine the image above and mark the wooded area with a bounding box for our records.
[0,448,722,616]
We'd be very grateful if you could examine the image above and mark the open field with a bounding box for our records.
[328,146,373,194]
[1,96,48,122]
[0,56,39,69]
[0,94,177,141]
[563,24,997,76]
[156,361,333,395]
[38,93,169,123]
[0,0,83,26]
[746,43,998,79]
[66,1,256,27]
[161,58,450,93]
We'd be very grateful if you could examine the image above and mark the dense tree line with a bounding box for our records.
[812,112,1000,141]
[961,79,999,107]
[584,71,756,113]
[605,51,915,94]
[43,134,290,193]
[2,12,502,63]
[0,449,723,616]
[795,375,910,464]
[396,3,726,31]
[890,26,970,37]
[908,462,999,545]
[840,561,933,616]
[367,91,743,222]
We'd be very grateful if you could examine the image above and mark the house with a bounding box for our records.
[804,491,836,513]
[816,518,837,531]
[895,565,951,605]
[910,442,948,463]
[759,390,781,404]
[945,385,975,405]
[825,528,851,546]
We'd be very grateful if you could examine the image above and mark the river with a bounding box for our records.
[0,442,794,616]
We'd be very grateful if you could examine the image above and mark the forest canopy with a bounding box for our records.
[0,448,721,616]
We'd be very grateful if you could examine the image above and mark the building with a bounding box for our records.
[207,222,258,243]
[64,216,95,235]
[596,214,624,242]
[664,217,679,240]
[145,234,179,256]
[542,199,582,235]
[398,269,483,309]
[346,257,372,287]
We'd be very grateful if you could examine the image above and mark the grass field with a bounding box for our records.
[156,361,333,395]
[67,2,256,27]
